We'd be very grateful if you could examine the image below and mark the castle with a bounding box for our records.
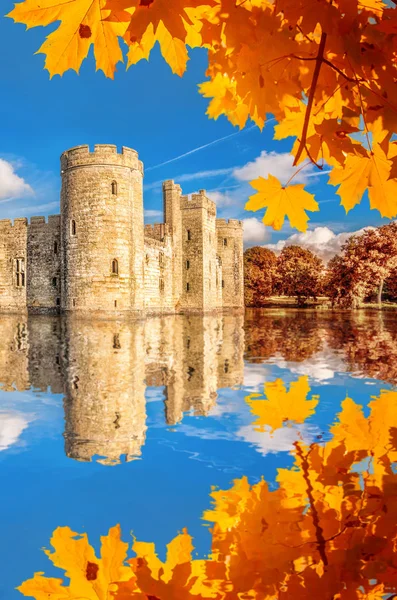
[0,144,244,315]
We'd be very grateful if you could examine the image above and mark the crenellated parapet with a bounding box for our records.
[216,218,243,230]
[144,222,170,241]
[180,189,216,214]
[0,218,28,229]
[60,144,143,174]
[29,215,61,228]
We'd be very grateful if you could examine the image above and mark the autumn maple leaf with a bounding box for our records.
[17,525,133,599]
[7,0,127,78]
[105,0,216,75]
[246,376,319,433]
[246,174,319,232]
[329,144,397,218]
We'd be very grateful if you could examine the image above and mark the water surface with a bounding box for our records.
[1,309,396,598]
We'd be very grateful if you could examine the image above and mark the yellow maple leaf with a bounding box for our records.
[199,73,252,129]
[7,0,127,78]
[329,144,397,218]
[245,174,319,231]
[246,376,319,433]
[17,525,132,600]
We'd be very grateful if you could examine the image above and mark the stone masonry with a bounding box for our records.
[0,145,244,315]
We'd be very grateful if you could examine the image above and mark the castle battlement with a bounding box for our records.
[180,190,216,213]
[60,144,143,173]
[0,218,28,229]
[216,218,243,230]
[144,223,170,241]
[28,215,61,228]
[163,180,182,193]
[0,144,243,316]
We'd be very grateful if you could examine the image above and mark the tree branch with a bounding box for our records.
[293,31,327,166]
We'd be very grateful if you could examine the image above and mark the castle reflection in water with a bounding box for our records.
[0,315,244,465]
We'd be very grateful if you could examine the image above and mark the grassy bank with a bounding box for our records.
[247,296,397,310]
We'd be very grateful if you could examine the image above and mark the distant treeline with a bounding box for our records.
[244,222,397,308]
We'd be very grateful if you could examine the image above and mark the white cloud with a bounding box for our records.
[243,363,271,390]
[233,151,316,185]
[237,423,317,455]
[0,412,30,451]
[144,209,163,218]
[269,346,347,382]
[208,190,237,208]
[0,159,33,201]
[242,217,271,246]
[265,225,373,263]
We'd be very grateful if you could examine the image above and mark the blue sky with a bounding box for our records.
[0,6,391,253]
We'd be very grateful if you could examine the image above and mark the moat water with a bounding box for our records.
[1,309,397,598]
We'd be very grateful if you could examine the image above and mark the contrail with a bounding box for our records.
[146,124,260,172]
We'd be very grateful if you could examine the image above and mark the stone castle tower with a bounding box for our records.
[0,145,244,315]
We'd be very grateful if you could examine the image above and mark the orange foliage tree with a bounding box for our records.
[244,246,277,307]
[275,245,324,305]
[325,222,397,308]
[7,0,397,231]
[18,385,397,599]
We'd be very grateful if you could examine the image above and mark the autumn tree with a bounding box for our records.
[325,222,397,308]
[385,268,397,302]
[244,246,277,307]
[275,245,324,306]
[7,1,397,232]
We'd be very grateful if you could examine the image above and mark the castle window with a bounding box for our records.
[114,300,117,308]
[111,259,119,275]
[159,278,165,293]
[145,254,150,265]
[186,282,190,292]
[159,253,164,266]
[72,299,76,307]
[113,334,121,349]
[71,220,76,236]
[54,240,58,255]
[222,280,225,288]
[223,238,228,246]
[186,336,191,349]
[111,181,118,195]
[15,258,25,288]
[186,260,190,270]
[52,277,57,287]
[56,297,60,306]
[187,229,192,241]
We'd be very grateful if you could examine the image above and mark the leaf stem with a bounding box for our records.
[293,31,327,166]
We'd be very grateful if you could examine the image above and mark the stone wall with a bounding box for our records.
[143,234,174,312]
[0,219,28,313]
[179,191,220,311]
[216,219,244,309]
[27,216,61,313]
[60,144,144,315]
